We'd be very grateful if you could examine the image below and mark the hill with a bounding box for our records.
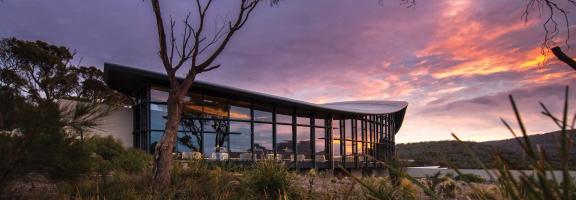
[396,130,576,169]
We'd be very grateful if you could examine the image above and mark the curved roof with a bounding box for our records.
[104,63,408,116]
[320,101,408,114]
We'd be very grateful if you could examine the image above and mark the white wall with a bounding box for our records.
[58,100,134,148]
[90,107,134,148]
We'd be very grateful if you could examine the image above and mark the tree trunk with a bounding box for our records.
[153,90,183,185]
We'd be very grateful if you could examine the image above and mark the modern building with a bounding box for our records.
[103,63,407,170]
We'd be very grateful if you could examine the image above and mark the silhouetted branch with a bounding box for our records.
[523,0,576,49]
[551,46,576,70]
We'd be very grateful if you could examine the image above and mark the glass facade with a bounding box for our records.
[130,85,402,169]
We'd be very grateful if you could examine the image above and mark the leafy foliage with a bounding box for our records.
[0,37,130,106]
[456,173,486,183]
[0,38,133,190]
[86,136,151,175]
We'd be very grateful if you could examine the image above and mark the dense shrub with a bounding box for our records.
[86,136,150,175]
[456,173,485,183]
[0,102,93,181]
[243,160,301,199]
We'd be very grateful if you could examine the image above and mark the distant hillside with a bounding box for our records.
[397,130,576,169]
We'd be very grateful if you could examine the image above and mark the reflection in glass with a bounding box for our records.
[204,118,229,155]
[230,105,250,120]
[150,88,168,102]
[254,110,272,122]
[229,121,251,159]
[277,125,293,161]
[150,103,167,130]
[315,127,326,163]
[276,113,292,124]
[332,120,341,159]
[297,116,309,125]
[178,118,202,152]
[297,126,311,160]
[254,123,272,159]
[150,131,163,154]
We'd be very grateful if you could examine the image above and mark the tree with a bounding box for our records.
[0,37,130,185]
[521,0,575,49]
[0,38,129,107]
[0,38,130,139]
[148,0,272,184]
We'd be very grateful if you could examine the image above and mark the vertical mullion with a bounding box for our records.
[199,93,205,155]
[310,116,316,169]
[226,99,231,153]
[353,118,358,168]
[340,119,345,168]
[363,117,367,168]
[292,109,298,169]
[327,115,333,170]
[371,115,376,166]
[250,101,255,161]
[272,106,277,160]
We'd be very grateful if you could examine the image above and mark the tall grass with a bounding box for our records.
[351,86,575,200]
[453,86,575,200]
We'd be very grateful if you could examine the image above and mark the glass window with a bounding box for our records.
[296,126,311,160]
[254,123,272,159]
[254,104,272,122]
[230,105,250,120]
[229,121,251,159]
[277,125,293,161]
[178,118,202,153]
[229,99,250,120]
[176,131,199,153]
[205,118,229,152]
[183,93,205,116]
[203,95,228,118]
[297,116,310,125]
[332,119,341,158]
[315,118,325,127]
[331,119,339,139]
[276,113,292,124]
[345,119,353,140]
[254,110,272,122]
[315,127,326,164]
[150,88,168,102]
[150,103,167,130]
[333,138,341,157]
[203,133,215,157]
[149,131,164,154]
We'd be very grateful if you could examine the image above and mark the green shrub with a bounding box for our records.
[243,160,301,199]
[115,149,151,173]
[456,173,485,183]
[86,136,151,175]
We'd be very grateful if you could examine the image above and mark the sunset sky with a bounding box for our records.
[1,0,575,143]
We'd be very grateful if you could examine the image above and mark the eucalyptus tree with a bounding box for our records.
[147,0,278,184]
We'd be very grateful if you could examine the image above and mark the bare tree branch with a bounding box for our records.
[551,46,576,70]
[523,0,576,50]
[149,0,264,184]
